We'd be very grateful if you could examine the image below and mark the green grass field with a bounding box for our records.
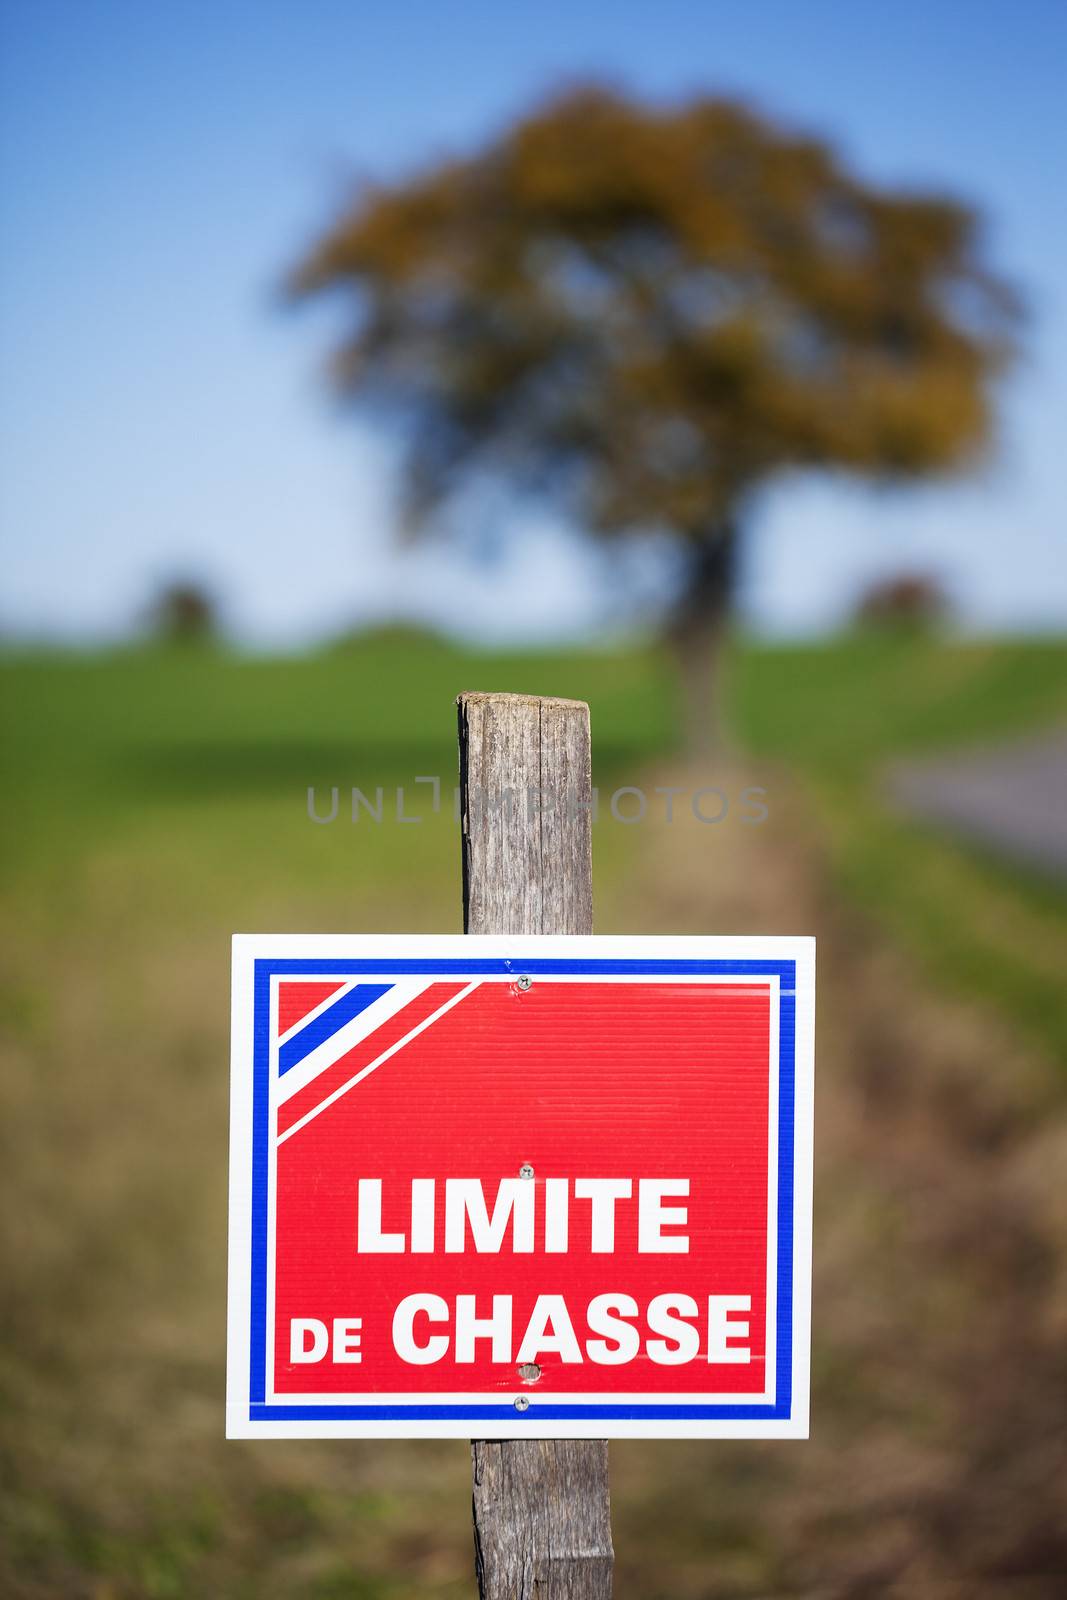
[2,629,1065,1597]
[733,632,1067,1065]
[5,629,1065,1058]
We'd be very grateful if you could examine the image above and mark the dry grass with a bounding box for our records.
[2,760,1065,1597]
[606,764,1067,1597]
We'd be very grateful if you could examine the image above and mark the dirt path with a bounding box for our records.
[601,762,1067,1597]
[888,728,1067,879]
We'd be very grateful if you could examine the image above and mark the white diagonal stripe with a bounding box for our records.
[275,980,433,1107]
[277,979,355,1047]
[277,980,479,1143]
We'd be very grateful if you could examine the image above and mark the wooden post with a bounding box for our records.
[458,691,614,1600]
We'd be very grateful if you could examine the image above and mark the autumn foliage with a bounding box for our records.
[291,85,1018,748]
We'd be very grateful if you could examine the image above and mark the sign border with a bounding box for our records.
[227,934,815,1439]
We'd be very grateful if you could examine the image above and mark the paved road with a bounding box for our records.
[888,727,1067,880]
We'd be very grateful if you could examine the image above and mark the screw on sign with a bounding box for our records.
[226,692,815,1599]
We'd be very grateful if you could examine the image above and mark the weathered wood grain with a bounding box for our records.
[459,692,593,938]
[458,691,612,1599]
[471,1438,613,1600]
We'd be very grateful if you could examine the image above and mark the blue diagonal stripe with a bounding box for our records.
[278,983,393,1076]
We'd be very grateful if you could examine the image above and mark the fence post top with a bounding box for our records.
[457,690,590,714]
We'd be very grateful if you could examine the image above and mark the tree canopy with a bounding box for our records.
[290,84,1020,750]
[291,84,1019,546]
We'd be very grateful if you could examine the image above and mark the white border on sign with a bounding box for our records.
[263,971,780,1411]
[226,934,815,1440]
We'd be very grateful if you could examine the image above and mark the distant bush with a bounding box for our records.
[854,573,949,630]
[326,620,452,653]
[146,580,220,644]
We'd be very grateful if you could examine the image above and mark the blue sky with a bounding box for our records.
[1,0,1064,645]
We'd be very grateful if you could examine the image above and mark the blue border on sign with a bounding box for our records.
[248,957,796,1422]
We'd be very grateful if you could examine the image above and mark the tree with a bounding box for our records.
[855,572,948,632]
[146,579,219,645]
[289,84,1019,752]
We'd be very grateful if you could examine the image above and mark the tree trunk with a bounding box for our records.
[668,525,738,760]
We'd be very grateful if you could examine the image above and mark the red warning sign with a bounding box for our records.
[227,935,814,1439]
